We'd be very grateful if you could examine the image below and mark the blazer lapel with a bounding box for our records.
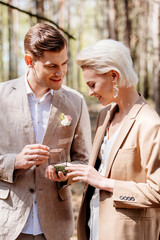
[105,95,146,177]
[89,103,118,167]
[105,118,135,177]
[13,76,36,144]
[42,88,65,146]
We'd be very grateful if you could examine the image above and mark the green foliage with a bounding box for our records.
[0,0,160,113]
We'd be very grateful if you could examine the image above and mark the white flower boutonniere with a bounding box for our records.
[60,113,72,126]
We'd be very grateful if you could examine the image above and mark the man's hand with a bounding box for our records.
[14,144,49,169]
[45,165,68,182]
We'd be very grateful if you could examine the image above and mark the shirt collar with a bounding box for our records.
[25,71,54,96]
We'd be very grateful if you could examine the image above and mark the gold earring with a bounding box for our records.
[113,79,119,98]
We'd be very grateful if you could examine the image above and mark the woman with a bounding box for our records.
[66,39,160,240]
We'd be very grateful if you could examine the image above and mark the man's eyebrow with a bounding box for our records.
[63,59,69,64]
[44,59,69,66]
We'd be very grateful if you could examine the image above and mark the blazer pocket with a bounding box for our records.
[117,207,146,219]
[58,185,72,201]
[0,186,10,199]
[58,137,73,145]
[57,126,74,137]
[111,147,138,180]
[57,126,74,145]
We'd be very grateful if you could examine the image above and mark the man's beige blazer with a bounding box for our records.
[0,76,91,240]
[77,95,160,240]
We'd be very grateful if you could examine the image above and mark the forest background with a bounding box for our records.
[0,0,160,239]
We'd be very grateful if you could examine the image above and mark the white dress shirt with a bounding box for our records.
[88,125,122,240]
[22,74,53,235]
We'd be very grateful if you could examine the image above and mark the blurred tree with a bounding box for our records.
[107,0,118,39]
[65,0,73,88]
[95,0,109,39]
[134,0,149,98]
[36,0,44,21]
[0,3,3,82]
[152,0,160,114]
[8,0,18,79]
[124,0,131,47]
[76,0,83,91]
[0,0,160,113]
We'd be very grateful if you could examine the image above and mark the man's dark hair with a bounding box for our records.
[24,22,67,58]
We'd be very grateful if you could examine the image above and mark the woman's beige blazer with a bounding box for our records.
[77,95,160,240]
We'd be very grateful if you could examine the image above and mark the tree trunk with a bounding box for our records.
[8,0,18,80]
[58,0,64,28]
[66,0,73,88]
[36,0,44,22]
[136,0,149,98]
[107,0,117,39]
[0,3,3,82]
[124,0,131,47]
[152,0,160,114]
[76,0,84,91]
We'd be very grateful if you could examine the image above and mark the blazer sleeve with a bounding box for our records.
[0,79,24,184]
[113,122,160,209]
[0,153,18,183]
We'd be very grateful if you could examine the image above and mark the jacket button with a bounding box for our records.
[29,188,35,193]
[130,197,135,201]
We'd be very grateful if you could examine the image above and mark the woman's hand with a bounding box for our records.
[66,164,115,192]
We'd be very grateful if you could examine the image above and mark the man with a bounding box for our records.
[0,23,91,240]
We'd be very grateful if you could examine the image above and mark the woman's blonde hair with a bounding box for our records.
[76,39,138,88]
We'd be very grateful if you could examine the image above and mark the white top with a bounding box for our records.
[22,74,53,235]
[88,124,122,240]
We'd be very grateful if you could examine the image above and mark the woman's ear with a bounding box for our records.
[110,70,119,81]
